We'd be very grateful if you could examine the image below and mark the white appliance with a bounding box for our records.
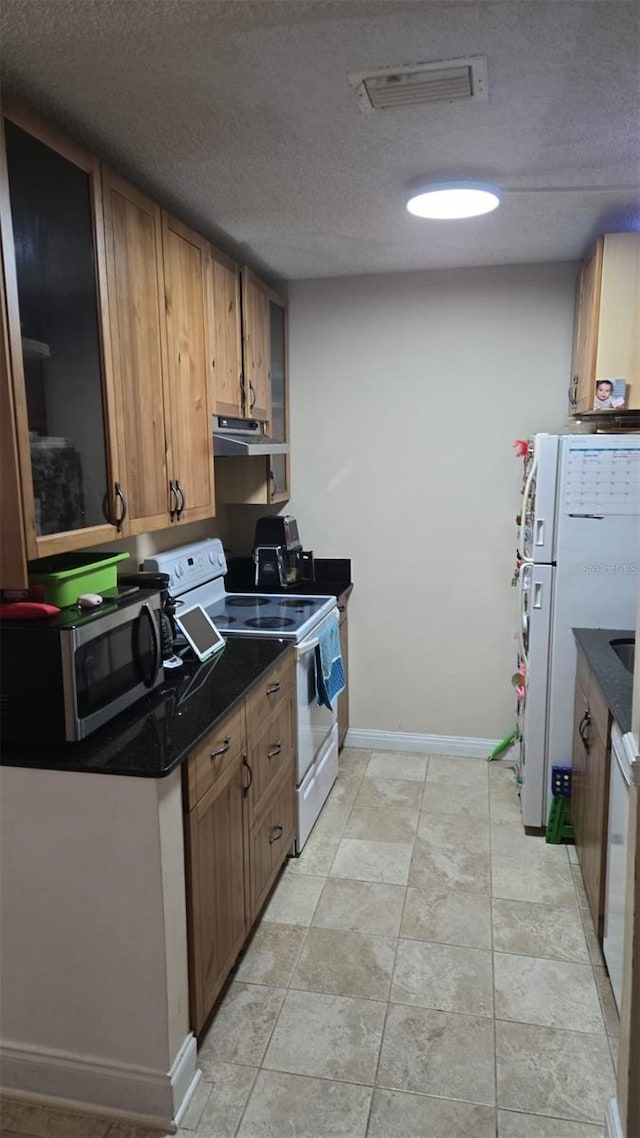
[603,722,631,1012]
[516,433,640,827]
[145,539,339,851]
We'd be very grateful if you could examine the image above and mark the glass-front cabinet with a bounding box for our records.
[0,104,119,562]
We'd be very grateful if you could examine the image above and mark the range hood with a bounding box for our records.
[212,416,290,457]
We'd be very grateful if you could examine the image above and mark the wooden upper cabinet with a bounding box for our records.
[570,233,640,414]
[0,102,120,560]
[0,244,28,587]
[207,247,243,418]
[241,267,270,423]
[102,171,172,535]
[162,214,215,524]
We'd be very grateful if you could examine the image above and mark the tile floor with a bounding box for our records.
[0,749,619,1138]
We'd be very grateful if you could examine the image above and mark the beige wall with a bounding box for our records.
[284,263,575,740]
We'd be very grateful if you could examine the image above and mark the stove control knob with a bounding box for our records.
[175,563,184,579]
[209,550,217,564]
[217,553,225,567]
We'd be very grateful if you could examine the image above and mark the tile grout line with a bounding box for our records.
[362,756,427,1136]
[232,754,369,1135]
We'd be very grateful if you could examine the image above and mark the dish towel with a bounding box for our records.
[315,609,345,710]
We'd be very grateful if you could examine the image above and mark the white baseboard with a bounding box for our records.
[344,729,501,759]
[605,1096,624,1138]
[0,1030,198,1129]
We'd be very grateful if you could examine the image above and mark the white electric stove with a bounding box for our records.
[146,538,339,850]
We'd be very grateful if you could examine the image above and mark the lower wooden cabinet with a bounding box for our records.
[185,752,249,1031]
[183,651,296,1034]
[572,646,612,938]
[249,764,296,921]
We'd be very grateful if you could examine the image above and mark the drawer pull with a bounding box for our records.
[211,736,231,760]
[268,742,282,759]
[269,824,284,845]
[338,604,346,612]
[266,682,281,695]
[242,754,253,796]
[579,710,591,753]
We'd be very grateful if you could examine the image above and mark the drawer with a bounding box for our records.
[249,766,295,921]
[245,652,295,739]
[185,701,246,809]
[247,692,295,822]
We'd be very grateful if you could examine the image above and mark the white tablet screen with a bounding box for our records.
[174,605,226,662]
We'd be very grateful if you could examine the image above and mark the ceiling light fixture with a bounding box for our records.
[406,181,501,219]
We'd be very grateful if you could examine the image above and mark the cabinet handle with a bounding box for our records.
[175,480,186,520]
[249,382,256,411]
[242,754,253,796]
[269,824,284,845]
[568,375,578,409]
[169,480,179,520]
[240,375,246,409]
[115,482,127,533]
[337,604,346,613]
[267,742,282,759]
[266,682,281,695]
[211,736,231,760]
[579,709,591,752]
[270,471,277,497]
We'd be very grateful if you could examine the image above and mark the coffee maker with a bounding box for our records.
[253,515,314,589]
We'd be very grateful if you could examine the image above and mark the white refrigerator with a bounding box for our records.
[516,433,640,828]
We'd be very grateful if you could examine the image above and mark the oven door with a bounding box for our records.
[296,610,338,785]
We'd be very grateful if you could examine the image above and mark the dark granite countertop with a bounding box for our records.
[225,557,352,602]
[573,628,634,735]
[1,638,291,779]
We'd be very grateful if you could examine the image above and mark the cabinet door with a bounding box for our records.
[573,241,603,413]
[207,248,243,418]
[337,604,349,750]
[185,752,249,1033]
[571,662,590,867]
[0,104,120,556]
[103,171,172,535]
[241,268,270,423]
[163,215,215,524]
[596,233,640,409]
[268,293,290,501]
[0,244,28,586]
[249,764,295,922]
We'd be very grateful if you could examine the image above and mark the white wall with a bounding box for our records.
[286,263,575,741]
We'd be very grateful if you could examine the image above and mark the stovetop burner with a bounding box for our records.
[281,598,317,608]
[227,596,269,607]
[245,616,296,629]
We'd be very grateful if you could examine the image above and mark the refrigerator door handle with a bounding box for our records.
[535,519,544,547]
[533,581,544,609]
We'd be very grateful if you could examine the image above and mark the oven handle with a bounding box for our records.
[296,637,319,660]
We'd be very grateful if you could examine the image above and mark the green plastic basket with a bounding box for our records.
[28,551,129,607]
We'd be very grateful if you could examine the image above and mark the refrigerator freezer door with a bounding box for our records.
[521,435,560,564]
[520,562,554,828]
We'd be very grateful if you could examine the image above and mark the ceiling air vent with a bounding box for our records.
[348,57,488,113]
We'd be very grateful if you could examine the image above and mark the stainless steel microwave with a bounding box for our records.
[0,590,163,743]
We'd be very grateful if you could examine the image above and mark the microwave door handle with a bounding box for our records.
[134,603,161,688]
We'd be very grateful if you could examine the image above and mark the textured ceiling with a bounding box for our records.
[1,0,639,280]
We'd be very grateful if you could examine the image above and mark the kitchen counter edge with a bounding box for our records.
[0,638,293,780]
[573,627,634,735]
